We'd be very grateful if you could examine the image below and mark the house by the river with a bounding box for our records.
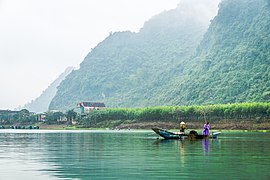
[77,102,106,114]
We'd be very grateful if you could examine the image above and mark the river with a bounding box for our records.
[0,130,269,179]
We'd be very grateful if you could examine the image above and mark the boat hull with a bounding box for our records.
[152,128,184,139]
[152,128,221,140]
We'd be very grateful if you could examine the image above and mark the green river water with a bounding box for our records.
[0,130,270,180]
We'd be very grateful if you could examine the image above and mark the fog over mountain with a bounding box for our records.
[21,67,74,113]
[49,0,220,110]
[0,0,180,109]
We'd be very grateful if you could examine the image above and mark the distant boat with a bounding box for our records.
[152,128,221,140]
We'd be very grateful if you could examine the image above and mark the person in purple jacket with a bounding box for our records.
[202,122,210,136]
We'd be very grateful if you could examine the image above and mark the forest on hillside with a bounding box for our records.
[168,0,270,106]
[49,0,270,111]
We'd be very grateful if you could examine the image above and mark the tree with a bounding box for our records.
[66,109,77,124]
[45,111,65,124]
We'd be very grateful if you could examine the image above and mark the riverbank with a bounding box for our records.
[108,120,270,130]
[2,119,269,131]
[76,102,270,130]
[68,119,270,131]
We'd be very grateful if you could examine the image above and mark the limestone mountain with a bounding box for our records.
[50,0,270,110]
[49,0,219,110]
[23,67,74,112]
[162,0,270,105]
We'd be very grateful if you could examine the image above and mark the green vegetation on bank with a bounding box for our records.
[2,102,270,130]
[0,109,36,125]
[0,109,77,126]
[79,102,270,128]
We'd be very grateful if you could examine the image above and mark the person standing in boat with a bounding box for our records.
[202,122,210,136]
[179,121,186,134]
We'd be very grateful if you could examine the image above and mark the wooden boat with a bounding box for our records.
[152,128,221,140]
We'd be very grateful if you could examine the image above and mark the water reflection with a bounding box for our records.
[202,139,209,156]
[180,140,185,166]
[153,138,211,166]
[1,130,270,179]
[0,132,59,180]
[0,130,220,179]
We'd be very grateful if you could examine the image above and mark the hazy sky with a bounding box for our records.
[0,0,181,110]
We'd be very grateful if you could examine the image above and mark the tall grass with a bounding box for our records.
[80,102,270,126]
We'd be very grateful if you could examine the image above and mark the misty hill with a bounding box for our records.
[23,67,74,112]
[50,0,270,111]
[162,0,270,105]
[49,0,219,110]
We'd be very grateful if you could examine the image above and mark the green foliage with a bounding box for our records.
[168,0,270,106]
[0,109,37,125]
[0,109,78,125]
[79,102,270,127]
[49,2,211,110]
[49,0,270,110]
[45,111,65,124]
[66,109,77,122]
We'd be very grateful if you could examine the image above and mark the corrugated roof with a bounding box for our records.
[80,102,105,107]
